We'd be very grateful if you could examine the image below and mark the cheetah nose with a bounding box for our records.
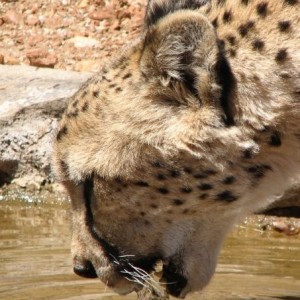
[73,259,97,278]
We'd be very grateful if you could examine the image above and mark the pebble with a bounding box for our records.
[5,56,19,65]
[67,36,101,48]
[26,48,58,68]
[27,35,44,47]
[2,11,22,24]
[25,15,40,26]
[89,9,114,21]
[74,60,102,73]
[272,221,300,236]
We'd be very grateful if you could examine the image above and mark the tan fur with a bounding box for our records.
[53,0,300,298]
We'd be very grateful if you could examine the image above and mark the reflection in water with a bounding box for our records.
[0,200,299,300]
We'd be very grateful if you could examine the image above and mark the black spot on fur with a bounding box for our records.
[140,211,146,216]
[216,191,238,202]
[150,203,158,209]
[275,48,288,62]
[60,160,68,174]
[226,35,236,45]
[82,91,88,97]
[109,83,117,88]
[198,183,213,190]
[81,102,89,112]
[252,39,265,51]
[223,176,236,184]
[223,10,232,23]
[115,87,122,93]
[93,91,99,97]
[152,161,164,168]
[269,131,282,147]
[278,20,291,32]
[102,75,111,82]
[238,21,255,37]
[284,0,298,5]
[241,0,249,5]
[243,148,254,159]
[199,193,208,199]
[218,0,226,5]
[135,181,149,187]
[246,164,272,178]
[173,199,185,205]
[57,125,68,140]
[72,99,78,107]
[122,73,132,80]
[183,166,193,174]
[180,187,193,193]
[157,187,169,194]
[67,109,79,118]
[169,169,181,178]
[229,49,237,57]
[194,172,207,179]
[157,173,167,180]
[194,170,215,179]
[144,220,151,225]
[256,2,268,17]
[212,17,218,28]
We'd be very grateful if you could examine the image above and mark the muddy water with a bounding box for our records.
[1,200,300,300]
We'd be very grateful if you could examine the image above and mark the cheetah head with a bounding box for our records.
[53,6,252,299]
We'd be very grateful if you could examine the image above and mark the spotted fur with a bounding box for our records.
[53,0,300,298]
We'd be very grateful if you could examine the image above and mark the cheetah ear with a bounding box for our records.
[144,0,210,28]
[140,10,219,92]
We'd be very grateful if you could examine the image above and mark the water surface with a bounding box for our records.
[1,200,299,300]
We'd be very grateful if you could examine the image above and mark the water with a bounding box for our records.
[0,200,300,300]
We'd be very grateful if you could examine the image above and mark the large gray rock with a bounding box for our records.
[0,65,91,188]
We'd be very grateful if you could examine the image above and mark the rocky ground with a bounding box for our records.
[0,0,146,72]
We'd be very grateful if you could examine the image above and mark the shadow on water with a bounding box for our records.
[0,199,299,300]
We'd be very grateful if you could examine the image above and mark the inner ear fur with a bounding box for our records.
[139,10,222,104]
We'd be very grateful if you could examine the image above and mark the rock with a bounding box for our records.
[272,220,299,236]
[25,15,40,26]
[112,19,121,30]
[89,9,114,21]
[67,36,101,48]
[74,59,102,72]
[2,11,21,24]
[0,65,92,189]
[4,56,19,65]
[77,0,89,8]
[30,3,41,14]
[26,48,58,68]
[27,35,44,47]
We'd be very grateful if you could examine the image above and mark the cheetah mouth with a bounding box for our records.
[82,177,187,297]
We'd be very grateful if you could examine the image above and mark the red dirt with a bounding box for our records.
[0,0,147,72]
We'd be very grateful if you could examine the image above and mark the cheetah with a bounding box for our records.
[53,0,300,298]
